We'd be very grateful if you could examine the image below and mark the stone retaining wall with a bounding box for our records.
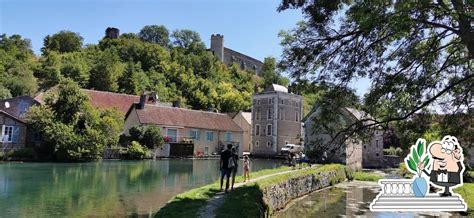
[261,168,348,213]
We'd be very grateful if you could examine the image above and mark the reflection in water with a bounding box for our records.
[275,182,464,218]
[0,159,282,217]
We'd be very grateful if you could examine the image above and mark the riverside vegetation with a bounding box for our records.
[156,164,351,218]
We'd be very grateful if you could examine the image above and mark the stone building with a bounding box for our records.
[209,34,264,76]
[105,27,120,39]
[303,107,384,169]
[251,84,304,157]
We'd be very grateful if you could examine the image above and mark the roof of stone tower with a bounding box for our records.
[263,84,288,93]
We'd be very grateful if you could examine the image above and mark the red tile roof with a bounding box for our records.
[82,90,142,115]
[134,104,243,132]
[35,89,152,115]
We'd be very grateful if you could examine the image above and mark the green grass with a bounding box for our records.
[215,164,348,217]
[454,183,474,212]
[155,165,293,218]
[352,171,383,182]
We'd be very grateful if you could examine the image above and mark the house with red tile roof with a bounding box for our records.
[124,99,244,157]
[35,89,165,116]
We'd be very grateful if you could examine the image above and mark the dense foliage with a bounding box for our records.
[25,79,123,161]
[128,124,164,149]
[279,1,473,129]
[0,26,272,113]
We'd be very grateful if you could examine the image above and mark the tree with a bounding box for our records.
[279,0,473,143]
[25,78,123,161]
[0,34,37,97]
[171,29,205,50]
[118,62,147,94]
[0,85,11,99]
[138,25,170,47]
[261,56,290,88]
[141,125,164,149]
[60,52,90,87]
[89,49,124,92]
[42,31,83,54]
[129,125,164,149]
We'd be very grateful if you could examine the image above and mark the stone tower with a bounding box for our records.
[210,34,224,61]
[105,27,120,39]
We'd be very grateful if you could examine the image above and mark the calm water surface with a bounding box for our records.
[0,159,283,217]
[275,182,464,218]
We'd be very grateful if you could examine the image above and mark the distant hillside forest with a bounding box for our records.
[0,26,290,112]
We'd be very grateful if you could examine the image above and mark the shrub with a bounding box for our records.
[383,146,403,156]
[397,163,411,179]
[121,141,147,160]
[9,147,35,159]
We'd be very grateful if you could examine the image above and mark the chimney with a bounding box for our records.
[138,93,146,109]
[172,99,181,108]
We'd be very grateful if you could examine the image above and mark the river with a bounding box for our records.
[0,159,283,217]
[274,181,464,218]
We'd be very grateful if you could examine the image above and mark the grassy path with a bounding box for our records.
[155,165,304,217]
[197,166,312,218]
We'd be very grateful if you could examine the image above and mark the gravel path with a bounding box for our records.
[197,167,309,218]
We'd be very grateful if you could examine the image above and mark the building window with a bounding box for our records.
[190,129,200,140]
[204,147,209,155]
[280,99,284,104]
[166,128,177,142]
[266,124,272,136]
[269,98,273,104]
[376,153,379,157]
[295,111,299,121]
[19,101,29,115]
[206,131,214,141]
[255,124,260,136]
[225,132,232,141]
[364,144,367,149]
[376,140,379,147]
[266,141,272,147]
[1,125,19,143]
[267,109,272,120]
[257,99,260,105]
[255,141,259,147]
[279,109,285,120]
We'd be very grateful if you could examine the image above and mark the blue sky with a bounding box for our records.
[0,0,370,96]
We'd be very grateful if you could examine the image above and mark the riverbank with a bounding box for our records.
[155,165,298,217]
[156,164,350,218]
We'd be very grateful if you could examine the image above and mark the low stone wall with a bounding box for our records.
[261,167,348,213]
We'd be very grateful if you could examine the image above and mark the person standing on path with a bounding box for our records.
[220,144,233,193]
[243,155,250,182]
[230,147,239,190]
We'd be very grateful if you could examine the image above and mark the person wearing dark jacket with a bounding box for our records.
[220,144,233,193]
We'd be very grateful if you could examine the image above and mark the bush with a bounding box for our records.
[352,171,383,181]
[129,125,164,149]
[383,146,403,156]
[397,163,412,178]
[9,147,35,159]
[121,141,148,160]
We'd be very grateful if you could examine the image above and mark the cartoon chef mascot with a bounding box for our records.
[418,135,465,197]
